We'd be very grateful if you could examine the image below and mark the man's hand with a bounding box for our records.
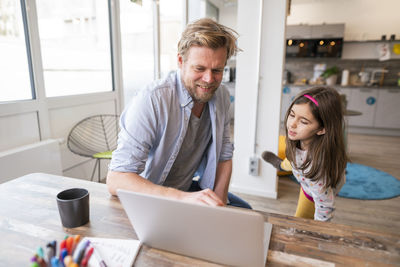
[107,171,223,207]
[179,188,224,207]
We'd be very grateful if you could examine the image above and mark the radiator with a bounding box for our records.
[0,139,63,183]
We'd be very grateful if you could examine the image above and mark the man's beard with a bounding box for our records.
[185,82,218,103]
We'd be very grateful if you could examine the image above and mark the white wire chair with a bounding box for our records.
[67,114,120,182]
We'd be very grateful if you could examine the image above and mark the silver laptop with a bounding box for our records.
[117,189,272,267]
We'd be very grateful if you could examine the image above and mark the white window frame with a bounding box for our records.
[0,0,123,141]
[0,0,191,144]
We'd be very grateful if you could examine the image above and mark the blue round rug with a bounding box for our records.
[290,162,400,200]
[339,163,400,200]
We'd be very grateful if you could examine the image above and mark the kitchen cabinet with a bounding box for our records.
[280,86,303,121]
[347,88,378,127]
[286,24,344,39]
[336,87,352,110]
[374,89,400,129]
[286,25,312,39]
[311,24,345,38]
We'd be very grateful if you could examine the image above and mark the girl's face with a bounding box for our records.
[286,103,325,150]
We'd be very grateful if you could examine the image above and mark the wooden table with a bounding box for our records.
[0,173,399,266]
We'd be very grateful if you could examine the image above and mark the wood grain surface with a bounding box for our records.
[0,173,398,266]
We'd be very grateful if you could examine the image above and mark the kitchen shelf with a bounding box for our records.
[344,40,400,44]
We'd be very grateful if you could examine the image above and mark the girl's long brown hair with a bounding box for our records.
[284,86,348,189]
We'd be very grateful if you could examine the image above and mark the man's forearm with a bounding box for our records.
[213,159,232,205]
[107,170,224,206]
[107,170,181,198]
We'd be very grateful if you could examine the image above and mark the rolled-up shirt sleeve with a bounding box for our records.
[218,87,234,162]
[109,89,159,174]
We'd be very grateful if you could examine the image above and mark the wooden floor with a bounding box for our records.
[236,133,400,234]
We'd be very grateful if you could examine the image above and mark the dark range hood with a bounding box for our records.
[285,23,344,58]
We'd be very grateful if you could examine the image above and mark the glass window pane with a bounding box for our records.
[120,0,154,105]
[36,0,113,97]
[159,0,182,78]
[0,0,32,102]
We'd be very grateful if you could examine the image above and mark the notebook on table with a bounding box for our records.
[83,237,141,267]
[117,189,273,267]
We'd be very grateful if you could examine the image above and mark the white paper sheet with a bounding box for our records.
[83,237,141,267]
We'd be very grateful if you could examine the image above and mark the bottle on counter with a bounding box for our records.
[341,69,349,86]
[398,72,400,87]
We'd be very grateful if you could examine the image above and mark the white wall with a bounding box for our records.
[287,0,400,41]
[218,4,237,31]
[0,95,119,181]
[0,112,41,151]
[208,0,237,30]
[188,0,206,22]
[189,0,237,30]
[342,41,400,60]
[230,0,287,198]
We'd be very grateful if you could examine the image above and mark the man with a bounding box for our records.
[107,18,251,209]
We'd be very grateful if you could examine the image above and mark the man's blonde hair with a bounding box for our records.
[178,18,240,62]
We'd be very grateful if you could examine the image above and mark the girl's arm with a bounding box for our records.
[334,173,346,195]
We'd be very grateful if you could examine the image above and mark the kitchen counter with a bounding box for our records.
[284,83,400,90]
[281,84,400,136]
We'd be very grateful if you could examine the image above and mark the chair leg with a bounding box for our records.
[91,159,99,181]
[98,159,101,183]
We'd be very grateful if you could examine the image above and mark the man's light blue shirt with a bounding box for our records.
[109,70,234,190]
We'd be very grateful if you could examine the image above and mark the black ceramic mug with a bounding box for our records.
[56,188,89,228]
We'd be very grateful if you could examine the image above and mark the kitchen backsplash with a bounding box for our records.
[285,58,400,86]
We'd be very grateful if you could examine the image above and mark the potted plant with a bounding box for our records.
[321,66,339,86]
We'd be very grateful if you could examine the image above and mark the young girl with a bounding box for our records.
[263,86,347,221]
